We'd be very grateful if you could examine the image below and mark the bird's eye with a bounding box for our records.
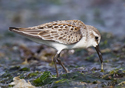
[95,36,98,40]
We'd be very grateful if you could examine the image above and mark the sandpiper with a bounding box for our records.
[9,20,103,77]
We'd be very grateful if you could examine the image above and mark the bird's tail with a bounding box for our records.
[9,27,20,31]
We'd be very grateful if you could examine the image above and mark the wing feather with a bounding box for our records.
[9,20,86,44]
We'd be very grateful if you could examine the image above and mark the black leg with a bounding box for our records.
[53,51,69,77]
[53,54,59,77]
[56,53,69,73]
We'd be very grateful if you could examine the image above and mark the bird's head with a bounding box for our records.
[86,25,103,71]
[85,25,101,48]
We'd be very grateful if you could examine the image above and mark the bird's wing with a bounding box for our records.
[9,20,87,44]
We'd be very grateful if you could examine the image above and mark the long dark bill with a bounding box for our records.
[95,45,104,72]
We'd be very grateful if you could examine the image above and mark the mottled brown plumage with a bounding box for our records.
[10,20,86,44]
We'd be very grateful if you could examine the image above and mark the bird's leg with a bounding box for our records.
[53,51,69,77]
[56,53,69,73]
[53,54,59,77]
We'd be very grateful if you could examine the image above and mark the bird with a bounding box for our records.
[9,20,103,77]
